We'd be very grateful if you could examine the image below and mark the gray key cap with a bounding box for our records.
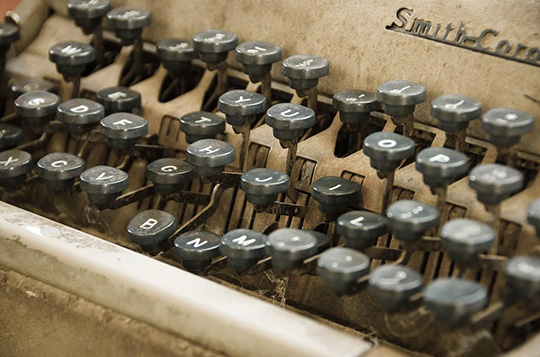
[337,211,388,249]
[67,0,111,33]
[240,168,289,205]
[97,86,141,114]
[282,54,329,90]
[369,265,422,311]
[106,6,151,42]
[266,228,318,271]
[0,149,34,186]
[312,176,361,215]
[186,139,236,177]
[220,228,267,269]
[14,90,60,126]
[156,38,197,72]
[235,41,282,77]
[424,278,487,326]
[440,219,494,262]
[431,94,482,132]
[57,98,105,134]
[36,152,85,191]
[308,231,331,253]
[482,108,535,147]
[386,200,439,242]
[146,158,194,194]
[468,164,523,205]
[100,113,148,149]
[180,111,225,143]
[416,147,468,188]
[0,23,19,50]
[79,165,129,204]
[173,231,221,271]
[333,90,379,124]
[505,256,540,302]
[528,199,540,237]
[218,89,267,126]
[49,41,95,76]
[363,132,415,172]
[10,78,55,98]
[127,209,177,253]
[377,80,426,116]
[192,29,238,64]
[266,103,316,141]
[317,247,370,294]
[0,124,23,149]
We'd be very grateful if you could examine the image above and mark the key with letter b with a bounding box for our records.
[127,210,177,253]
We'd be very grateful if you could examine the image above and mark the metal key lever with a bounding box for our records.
[14,121,67,152]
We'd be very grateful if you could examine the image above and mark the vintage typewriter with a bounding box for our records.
[0,0,539,356]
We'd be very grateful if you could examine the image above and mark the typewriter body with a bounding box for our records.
[0,0,539,356]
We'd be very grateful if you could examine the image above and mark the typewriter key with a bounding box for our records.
[369,265,422,311]
[186,139,236,177]
[193,29,238,65]
[333,90,379,125]
[482,108,534,148]
[386,200,439,242]
[309,231,331,253]
[377,80,426,117]
[0,22,19,52]
[312,176,362,215]
[337,211,388,249]
[174,231,221,272]
[431,94,482,132]
[218,89,267,126]
[146,158,194,194]
[67,0,111,34]
[106,6,152,43]
[36,152,85,192]
[424,278,488,326]
[57,98,105,134]
[97,86,141,114]
[127,210,177,253]
[505,256,540,302]
[100,112,148,149]
[363,132,415,172]
[317,247,370,295]
[0,149,34,187]
[468,164,523,205]
[266,228,318,271]
[49,41,95,77]
[240,168,289,205]
[266,103,316,141]
[416,147,469,189]
[10,78,55,98]
[179,111,225,144]
[235,41,282,77]
[282,54,329,90]
[156,38,197,73]
[0,124,23,149]
[14,90,60,127]
[440,219,494,262]
[220,229,267,269]
[80,165,129,204]
[528,199,540,237]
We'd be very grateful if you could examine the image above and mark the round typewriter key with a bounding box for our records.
[333,90,379,124]
[431,94,482,132]
[100,112,148,149]
[440,219,494,262]
[14,90,60,126]
[179,111,225,144]
[96,86,141,114]
[10,78,55,98]
[186,139,236,177]
[312,176,361,215]
[468,164,523,205]
[0,149,34,186]
[240,168,289,205]
[57,98,105,134]
[49,41,95,77]
[377,80,426,117]
[266,228,318,271]
[528,199,540,237]
[36,152,85,191]
[308,231,331,253]
[482,108,535,148]
[106,6,151,42]
[79,165,129,204]
[0,124,23,149]
[281,54,329,90]
[266,103,316,141]
[235,41,282,77]
[218,89,267,126]
[127,209,177,253]
[220,228,267,269]
[505,256,540,302]
[337,211,388,249]
[386,200,439,242]
[156,38,197,72]
[0,22,19,51]
[68,0,111,33]
[363,132,415,172]
[193,29,238,64]
[317,247,370,295]
[369,265,423,311]
[146,158,194,194]
[174,231,221,272]
[424,278,488,326]
[416,147,468,188]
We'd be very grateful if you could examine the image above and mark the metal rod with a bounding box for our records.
[455,130,467,152]
[216,61,228,95]
[133,37,144,79]
[161,191,211,206]
[96,184,156,210]
[486,203,502,255]
[15,132,50,151]
[253,201,306,217]
[93,24,104,65]
[261,72,272,104]
[1,112,18,123]
[433,186,448,236]
[71,74,81,99]
[380,171,394,213]
[236,123,251,172]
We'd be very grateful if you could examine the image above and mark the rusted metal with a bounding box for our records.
[254,201,306,217]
